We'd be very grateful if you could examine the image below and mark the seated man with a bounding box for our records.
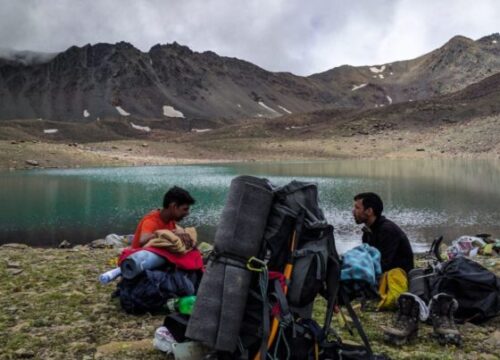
[119,185,203,273]
[132,186,196,249]
[352,192,414,273]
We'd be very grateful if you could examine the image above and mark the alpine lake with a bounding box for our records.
[1,158,499,253]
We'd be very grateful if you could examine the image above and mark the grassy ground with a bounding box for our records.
[1,245,499,359]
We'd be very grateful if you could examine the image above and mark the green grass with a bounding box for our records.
[1,246,498,359]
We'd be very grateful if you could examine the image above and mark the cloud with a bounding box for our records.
[0,0,499,75]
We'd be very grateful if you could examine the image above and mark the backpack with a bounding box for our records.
[429,256,500,323]
[185,177,383,359]
[235,181,383,360]
[116,269,200,314]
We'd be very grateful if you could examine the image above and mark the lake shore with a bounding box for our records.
[1,115,499,170]
[1,244,499,359]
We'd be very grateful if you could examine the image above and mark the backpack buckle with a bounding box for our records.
[246,257,267,272]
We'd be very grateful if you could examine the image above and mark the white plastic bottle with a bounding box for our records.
[99,267,122,284]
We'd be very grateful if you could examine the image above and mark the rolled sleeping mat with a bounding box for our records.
[120,249,167,279]
[186,175,274,352]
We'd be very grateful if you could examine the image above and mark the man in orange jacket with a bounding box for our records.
[132,186,196,249]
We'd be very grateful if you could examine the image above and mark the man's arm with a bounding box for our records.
[139,232,155,247]
[136,219,158,247]
[377,226,401,271]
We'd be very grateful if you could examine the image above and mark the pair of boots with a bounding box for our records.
[382,293,461,346]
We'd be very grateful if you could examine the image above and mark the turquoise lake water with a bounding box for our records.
[1,158,499,253]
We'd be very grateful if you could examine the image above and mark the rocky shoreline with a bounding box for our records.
[1,243,499,359]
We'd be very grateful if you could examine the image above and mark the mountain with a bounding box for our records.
[0,42,337,122]
[194,70,500,142]
[1,34,500,124]
[310,34,500,107]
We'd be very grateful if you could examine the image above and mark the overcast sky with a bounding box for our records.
[0,0,499,75]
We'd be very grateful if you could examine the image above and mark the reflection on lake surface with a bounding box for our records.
[1,158,499,253]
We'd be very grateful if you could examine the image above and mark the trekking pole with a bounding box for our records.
[253,212,303,360]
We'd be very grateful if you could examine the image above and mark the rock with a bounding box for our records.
[7,268,24,275]
[141,143,148,147]
[483,330,500,348]
[416,148,425,152]
[462,322,480,332]
[11,140,18,144]
[25,160,39,166]
[90,234,127,249]
[6,261,21,268]
[94,340,152,358]
[111,146,118,149]
[58,240,72,248]
[478,354,498,360]
[1,243,29,249]
[14,349,35,358]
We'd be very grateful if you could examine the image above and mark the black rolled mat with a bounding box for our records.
[186,175,274,351]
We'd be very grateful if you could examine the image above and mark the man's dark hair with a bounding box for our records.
[163,186,195,208]
[354,192,384,217]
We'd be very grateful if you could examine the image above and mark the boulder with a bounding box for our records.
[25,160,39,166]
[59,240,72,248]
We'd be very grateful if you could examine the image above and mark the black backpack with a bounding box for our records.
[430,256,500,323]
[235,181,382,360]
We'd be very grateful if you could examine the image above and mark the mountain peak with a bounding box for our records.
[445,35,474,48]
[149,42,193,55]
[477,33,500,44]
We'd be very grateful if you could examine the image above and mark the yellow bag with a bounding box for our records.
[377,268,408,311]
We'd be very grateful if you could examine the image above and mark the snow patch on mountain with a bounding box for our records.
[278,105,292,114]
[163,105,184,118]
[352,84,367,91]
[258,101,279,115]
[116,106,130,116]
[130,123,150,132]
[43,129,58,134]
[370,65,386,73]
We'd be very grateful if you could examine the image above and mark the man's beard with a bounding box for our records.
[354,216,364,225]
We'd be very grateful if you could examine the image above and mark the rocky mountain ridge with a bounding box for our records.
[1,33,499,125]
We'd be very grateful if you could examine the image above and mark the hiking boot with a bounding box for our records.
[429,293,462,346]
[382,294,420,345]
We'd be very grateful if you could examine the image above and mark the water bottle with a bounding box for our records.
[99,267,122,284]
[166,295,197,315]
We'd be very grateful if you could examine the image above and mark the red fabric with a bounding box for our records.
[132,209,176,248]
[119,246,204,271]
[269,271,287,317]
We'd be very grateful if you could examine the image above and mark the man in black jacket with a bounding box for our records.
[352,192,414,273]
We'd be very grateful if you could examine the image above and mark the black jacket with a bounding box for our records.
[362,216,414,273]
